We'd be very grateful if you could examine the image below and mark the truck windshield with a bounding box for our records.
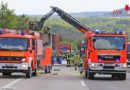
[60,47,69,50]
[93,36,125,50]
[0,37,27,51]
[127,44,130,52]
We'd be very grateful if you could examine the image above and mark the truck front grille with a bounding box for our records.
[98,55,120,61]
[0,56,25,61]
[2,66,17,68]
[103,66,114,69]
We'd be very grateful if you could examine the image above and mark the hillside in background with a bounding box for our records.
[70,8,130,17]
[43,17,130,42]
[52,12,110,18]
[28,8,130,18]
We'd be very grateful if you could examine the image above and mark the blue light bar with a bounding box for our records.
[0,30,3,34]
[98,58,102,61]
[21,31,25,35]
[16,57,20,60]
[118,30,123,34]
[116,59,120,62]
[95,29,100,34]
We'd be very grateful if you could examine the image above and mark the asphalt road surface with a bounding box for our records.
[0,66,130,90]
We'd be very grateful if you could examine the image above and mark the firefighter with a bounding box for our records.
[79,58,84,74]
[66,52,71,67]
[69,53,75,66]
[73,52,81,70]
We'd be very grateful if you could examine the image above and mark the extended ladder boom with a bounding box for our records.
[51,6,92,34]
[35,10,55,31]
[35,6,92,34]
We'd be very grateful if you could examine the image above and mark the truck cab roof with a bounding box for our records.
[0,29,40,39]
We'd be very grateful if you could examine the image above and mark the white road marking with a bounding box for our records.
[0,78,23,90]
[81,80,86,87]
[80,80,89,90]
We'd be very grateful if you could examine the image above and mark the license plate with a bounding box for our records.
[104,63,113,66]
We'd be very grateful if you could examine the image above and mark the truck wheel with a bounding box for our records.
[87,69,94,79]
[89,73,94,80]
[2,72,6,76]
[32,69,37,76]
[45,69,48,73]
[26,67,32,78]
[32,62,38,76]
[119,74,126,80]
[6,72,11,76]
[85,71,87,77]
[48,68,51,73]
[2,72,11,76]
[112,74,116,79]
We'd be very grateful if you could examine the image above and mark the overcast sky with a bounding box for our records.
[1,0,130,15]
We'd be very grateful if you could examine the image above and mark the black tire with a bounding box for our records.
[32,61,38,76]
[7,72,11,76]
[48,68,51,73]
[26,67,32,78]
[2,72,6,76]
[87,69,94,79]
[112,74,116,79]
[32,69,37,76]
[2,72,11,76]
[118,73,126,80]
[85,71,87,77]
[45,69,48,73]
[88,73,94,79]
[45,66,52,73]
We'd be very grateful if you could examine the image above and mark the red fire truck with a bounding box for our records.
[58,44,72,58]
[27,6,128,80]
[0,29,52,78]
[83,30,127,80]
[127,42,130,66]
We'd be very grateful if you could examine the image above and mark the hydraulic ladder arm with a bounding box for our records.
[34,6,92,34]
[50,6,92,34]
[34,10,55,31]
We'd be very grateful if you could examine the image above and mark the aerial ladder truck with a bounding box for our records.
[34,6,127,80]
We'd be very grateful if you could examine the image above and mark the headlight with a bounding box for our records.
[91,63,95,67]
[22,58,26,61]
[122,63,127,68]
[22,64,27,67]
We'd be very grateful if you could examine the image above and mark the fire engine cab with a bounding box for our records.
[83,29,127,80]
[0,29,51,78]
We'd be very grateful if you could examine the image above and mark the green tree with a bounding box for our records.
[16,14,31,30]
[0,2,17,29]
